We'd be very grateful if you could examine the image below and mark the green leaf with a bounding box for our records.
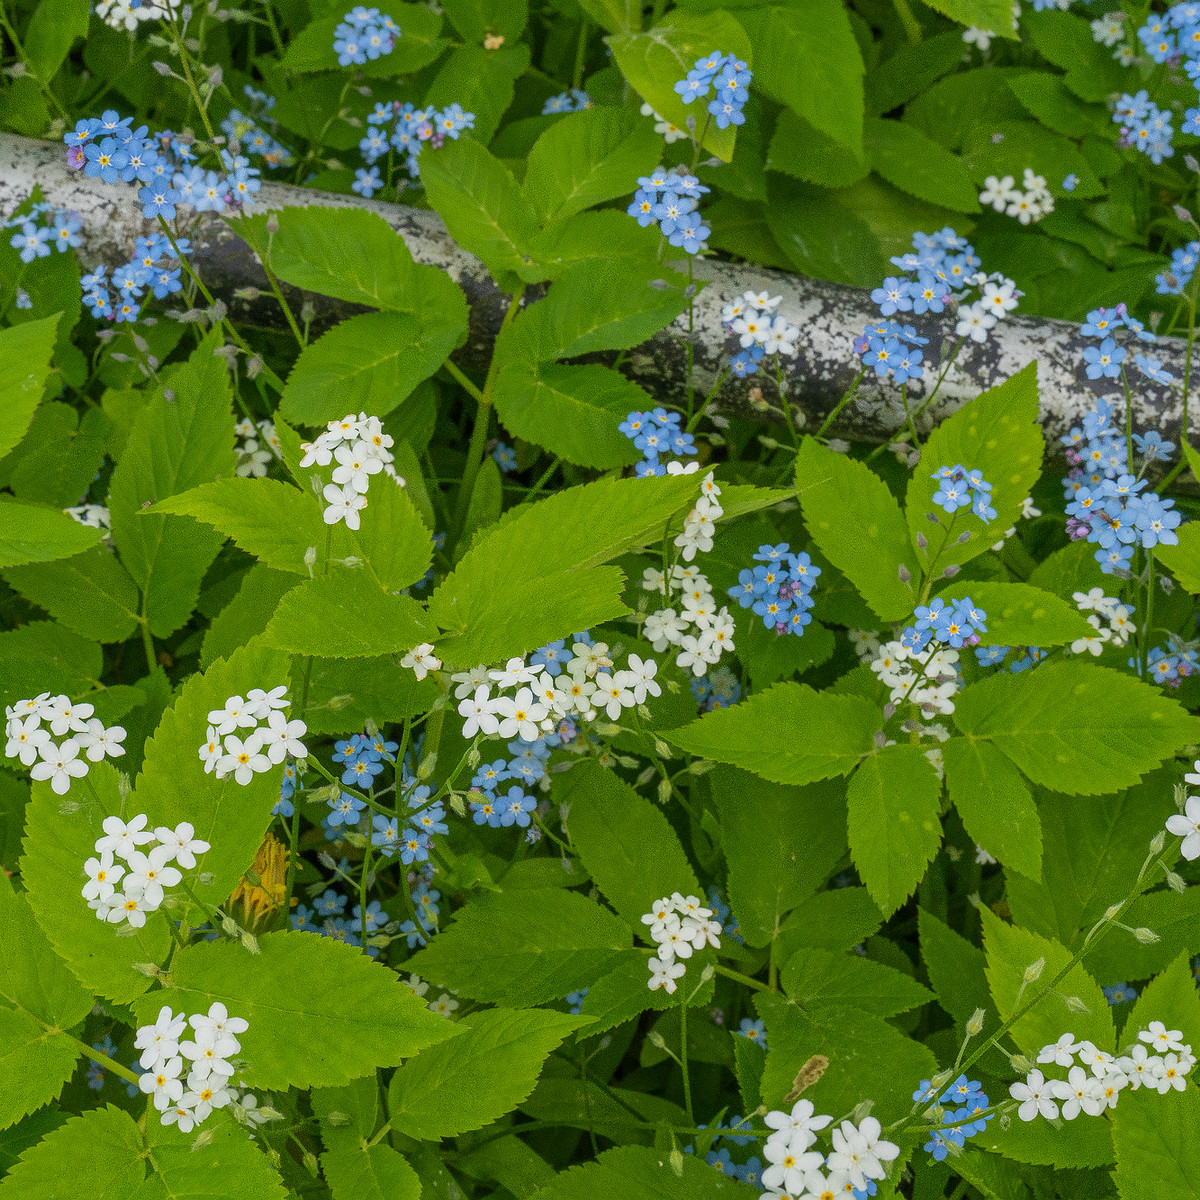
[981,1113,1115,1169]
[266,570,438,658]
[710,767,846,947]
[322,1145,421,1200]
[0,620,100,710]
[457,1136,557,1199]
[1020,10,1125,102]
[425,43,529,145]
[526,1146,742,1200]
[201,566,298,670]
[979,906,1115,1057]
[942,737,1042,881]
[0,1106,146,1200]
[0,315,60,458]
[278,3,446,73]
[738,2,863,153]
[353,473,434,592]
[781,946,933,1018]
[419,127,541,288]
[952,662,1200,795]
[665,682,880,787]
[388,1008,589,1140]
[135,930,457,1091]
[524,108,662,224]
[140,1111,287,1200]
[21,764,169,1004]
[607,9,752,163]
[847,743,943,916]
[795,438,918,622]
[906,363,1044,575]
[134,638,292,908]
[22,0,89,80]
[777,888,884,959]
[313,1077,380,1153]
[766,110,868,188]
[918,907,992,1030]
[962,119,1102,198]
[864,116,979,213]
[1008,72,1111,139]
[2,545,140,643]
[1125,951,1200,1056]
[922,0,1017,35]
[1113,1086,1200,1200]
[558,759,698,929]
[575,950,679,1039]
[441,0,527,42]
[408,888,632,1006]
[1155,522,1200,594]
[936,580,1093,647]
[0,502,101,569]
[107,330,236,638]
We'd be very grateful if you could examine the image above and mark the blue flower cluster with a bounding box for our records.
[727,542,820,635]
[81,233,185,324]
[333,7,398,66]
[1062,397,1182,574]
[974,645,1047,674]
[467,740,552,830]
[565,988,589,1015]
[913,1074,992,1162]
[1113,89,1174,165]
[1141,644,1200,686]
[398,879,441,948]
[619,408,696,476]
[293,882,391,956]
[674,51,752,131]
[542,89,592,114]
[930,464,997,524]
[1157,242,1198,296]
[357,100,475,191]
[705,885,742,943]
[626,167,710,254]
[902,596,987,652]
[692,667,741,712]
[221,87,291,167]
[1077,304,1168,385]
[6,201,80,264]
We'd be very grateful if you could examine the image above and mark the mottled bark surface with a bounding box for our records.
[0,131,1185,445]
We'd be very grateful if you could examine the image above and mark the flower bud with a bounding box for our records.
[916,532,927,549]
[221,915,239,937]
[657,778,673,805]
[449,794,466,817]
[648,1030,668,1050]
[967,1007,986,1036]
[132,962,162,977]
[943,564,961,577]
[118,772,132,800]
[669,1148,685,1177]
[1022,957,1045,984]
[191,1128,215,1150]
[957,530,972,543]
[636,766,656,787]
[1133,926,1160,944]
[58,800,81,815]
[654,738,673,760]
[197,872,215,885]
[1010,1054,1032,1074]
[700,963,715,983]
[898,564,911,583]
[1167,871,1187,893]
[303,1151,320,1177]
[1150,830,1167,854]
[687,759,716,775]
[418,752,437,780]
[328,693,355,710]
[1064,995,1091,1014]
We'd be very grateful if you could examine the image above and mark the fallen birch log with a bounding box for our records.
[0,131,1184,448]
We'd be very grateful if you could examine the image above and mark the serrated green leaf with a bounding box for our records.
[952,662,1199,795]
[139,1112,287,1200]
[200,566,298,671]
[576,950,678,1039]
[1112,1086,1200,1200]
[780,946,934,1018]
[107,330,236,638]
[664,682,880,787]
[408,888,631,1006]
[918,907,992,1030]
[0,502,102,569]
[388,1008,590,1141]
[936,580,1093,648]
[266,569,438,658]
[795,437,918,621]
[921,0,1016,35]
[1125,951,1200,1057]
[134,931,457,1091]
[558,760,698,929]
[22,763,169,1004]
[847,743,943,916]
[353,473,434,592]
[426,43,529,145]
[906,364,1044,575]
[1156,522,1200,594]
[527,1146,742,1200]
[524,108,662,224]
[0,315,61,459]
[322,1145,421,1200]
[980,1112,1115,1169]
[864,116,980,212]
[766,109,868,188]
[441,0,527,42]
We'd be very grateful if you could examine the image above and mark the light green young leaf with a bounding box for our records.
[864,116,980,212]
[942,737,1042,881]
[795,437,918,621]
[21,0,88,80]
[1112,1087,1200,1200]
[407,888,632,1006]
[952,662,1200,795]
[107,330,236,638]
[140,1110,286,1200]
[847,743,943,916]
[0,314,60,459]
[388,1008,590,1141]
[134,931,458,1091]
[266,570,438,658]
[526,1146,742,1200]
[1155,522,1200,594]
[322,1145,421,1200]
[921,0,1017,36]
[1125,951,1200,1053]
[664,682,880,787]
[524,108,663,224]
[558,760,698,929]
[352,474,434,592]
[425,43,530,145]
[780,946,934,1018]
[0,503,101,569]
[936,580,1093,647]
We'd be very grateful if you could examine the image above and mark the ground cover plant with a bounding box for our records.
[6,1,1200,1199]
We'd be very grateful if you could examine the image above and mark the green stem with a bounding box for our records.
[73,1036,142,1087]
[138,612,156,676]
[163,18,218,141]
[814,367,866,440]
[714,963,770,992]
[679,994,693,1124]
[572,15,589,91]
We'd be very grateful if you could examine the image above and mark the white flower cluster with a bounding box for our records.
[759,1100,899,1198]
[671,471,723,562]
[641,892,722,994]
[870,642,961,715]
[639,102,687,144]
[234,418,281,478]
[1168,758,1200,860]
[721,292,801,360]
[979,170,1055,226]
[1069,588,1136,656]
[642,569,737,679]
[1091,12,1124,47]
[954,273,1021,344]
[5,694,126,794]
[135,1003,273,1132]
[847,628,882,664]
[197,686,306,784]
[401,642,442,681]
[64,504,111,531]
[95,0,178,33]
[1011,1026,1196,1121]
[455,644,662,742]
[299,412,406,532]
[83,814,208,928]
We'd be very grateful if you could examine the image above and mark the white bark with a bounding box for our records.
[0,131,1185,445]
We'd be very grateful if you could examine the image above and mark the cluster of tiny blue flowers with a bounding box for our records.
[221,87,292,168]
[356,100,475,193]
[974,644,1048,674]
[619,408,696,477]
[626,167,710,254]
[1104,982,1140,1005]
[1062,397,1182,574]
[901,595,987,653]
[1077,304,1169,384]
[81,233,185,324]
[912,1074,992,1162]
[333,7,398,65]
[686,1115,762,1185]
[705,885,742,943]
[542,89,592,115]
[292,880,389,955]
[691,667,741,713]
[1157,241,1198,296]
[467,723,566,832]
[930,464,997,524]
[1113,89,1174,165]
[1141,644,1200,686]
[727,543,820,636]
[6,201,81,265]
[674,51,752,130]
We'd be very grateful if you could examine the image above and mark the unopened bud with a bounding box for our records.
[418,752,437,780]
[304,545,317,568]
[342,830,368,848]
[1010,1053,1033,1074]
[883,703,897,720]
[246,356,264,380]
[636,766,656,787]
[1150,830,1167,854]
[132,962,162,977]
[957,531,972,543]
[303,1150,319,1177]
[153,60,173,75]
[1064,995,1091,1014]
[191,1128,215,1150]
[1133,926,1160,944]
[197,872,214,885]
[967,1007,986,1036]
[927,511,941,523]
[58,800,81,815]
[654,738,672,759]
[118,772,132,800]
[784,1054,829,1102]
[687,759,717,775]
[265,1148,282,1168]
[300,300,316,324]
[648,1030,667,1050]
[943,564,961,577]
[1175,204,1193,223]
[449,794,466,817]
[266,212,279,233]
[328,693,354,710]
[916,532,927,549]
[220,915,238,937]
[1188,154,1200,172]
[1103,903,1122,922]
[873,730,886,749]
[1167,871,1187,893]
[898,564,911,583]
[669,1148,685,1176]
[1023,957,1045,983]
[699,963,715,983]
[657,778,673,804]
